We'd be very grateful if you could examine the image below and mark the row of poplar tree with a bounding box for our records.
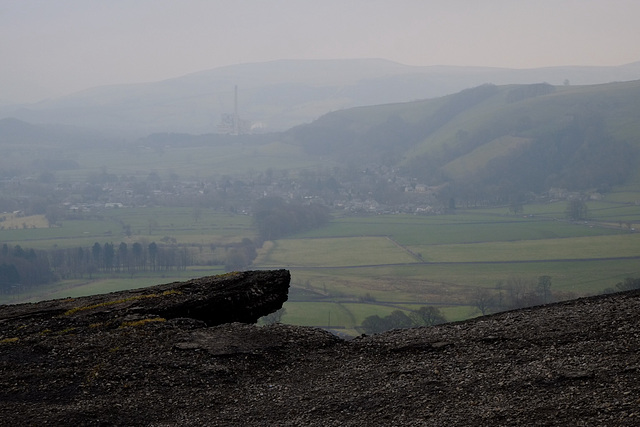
[0,241,192,293]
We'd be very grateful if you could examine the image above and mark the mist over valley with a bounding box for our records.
[1,62,640,337]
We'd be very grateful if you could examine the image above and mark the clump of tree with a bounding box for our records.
[565,199,588,221]
[253,197,330,241]
[0,244,54,293]
[412,306,448,326]
[360,306,447,335]
[473,275,554,314]
[224,238,258,271]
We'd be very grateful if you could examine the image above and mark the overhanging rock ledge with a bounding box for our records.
[0,269,291,327]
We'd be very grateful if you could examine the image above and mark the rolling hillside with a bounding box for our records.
[288,80,640,199]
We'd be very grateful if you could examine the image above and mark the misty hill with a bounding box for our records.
[289,79,640,199]
[1,59,639,136]
[1,269,640,425]
[0,118,122,177]
[0,117,112,147]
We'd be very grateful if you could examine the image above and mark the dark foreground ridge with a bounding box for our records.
[1,271,639,426]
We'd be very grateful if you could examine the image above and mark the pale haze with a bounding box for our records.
[1,0,639,103]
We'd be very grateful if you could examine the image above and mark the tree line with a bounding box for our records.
[467,275,555,316]
[0,241,195,294]
[49,241,193,280]
[0,236,265,295]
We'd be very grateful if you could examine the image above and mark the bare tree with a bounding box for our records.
[470,288,496,316]
[537,276,553,304]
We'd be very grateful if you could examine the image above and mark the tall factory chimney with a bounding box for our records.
[233,85,239,135]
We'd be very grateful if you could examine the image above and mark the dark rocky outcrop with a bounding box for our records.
[1,271,640,426]
[0,269,291,328]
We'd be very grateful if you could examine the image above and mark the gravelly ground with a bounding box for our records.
[1,288,639,426]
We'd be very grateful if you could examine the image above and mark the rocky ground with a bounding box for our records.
[1,270,639,426]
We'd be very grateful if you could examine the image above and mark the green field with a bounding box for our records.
[259,236,418,267]
[413,233,640,263]
[258,200,640,335]
[2,199,639,337]
[0,207,256,250]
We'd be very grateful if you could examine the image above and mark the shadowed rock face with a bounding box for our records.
[0,269,291,327]
[1,273,640,426]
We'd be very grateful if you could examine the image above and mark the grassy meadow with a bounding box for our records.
[1,198,639,337]
[256,200,639,335]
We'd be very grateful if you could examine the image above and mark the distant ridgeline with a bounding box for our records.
[505,83,556,103]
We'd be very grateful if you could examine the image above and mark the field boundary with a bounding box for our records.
[385,236,425,262]
[262,255,640,270]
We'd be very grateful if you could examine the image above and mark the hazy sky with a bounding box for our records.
[2,0,640,103]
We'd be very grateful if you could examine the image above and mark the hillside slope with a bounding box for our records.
[290,80,640,198]
[1,271,639,425]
